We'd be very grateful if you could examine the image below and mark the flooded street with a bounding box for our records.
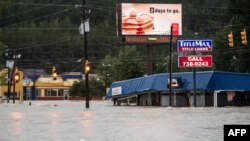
[0,101,250,141]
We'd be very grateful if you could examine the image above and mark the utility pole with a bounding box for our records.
[10,54,21,104]
[4,47,12,103]
[82,0,89,108]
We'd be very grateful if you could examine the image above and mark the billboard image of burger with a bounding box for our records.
[121,3,182,35]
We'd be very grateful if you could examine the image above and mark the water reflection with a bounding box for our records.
[10,112,23,136]
[49,111,60,125]
[47,111,62,141]
[81,110,93,137]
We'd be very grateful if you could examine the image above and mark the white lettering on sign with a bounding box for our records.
[178,56,212,68]
[112,87,122,96]
[179,40,211,48]
[182,62,209,67]
[187,57,203,61]
[228,129,247,136]
[181,47,209,51]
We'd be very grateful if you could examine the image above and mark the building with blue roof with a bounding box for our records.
[107,71,250,107]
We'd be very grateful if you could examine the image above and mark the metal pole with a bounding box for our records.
[83,0,89,108]
[11,66,16,104]
[193,51,197,107]
[147,44,153,75]
[13,79,16,104]
[7,67,10,103]
[169,25,173,106]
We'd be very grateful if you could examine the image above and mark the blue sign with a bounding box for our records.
[177,40,213,52]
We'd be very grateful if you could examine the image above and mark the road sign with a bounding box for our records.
[177,40,212,52]
[178,55,213,68]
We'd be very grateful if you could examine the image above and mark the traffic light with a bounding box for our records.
[52,66,57,80]
[228,31,234,48]
[85,60,91,74]
[241,28,247,45]
[14,68,20,83]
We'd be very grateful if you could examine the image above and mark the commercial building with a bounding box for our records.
[0,68,23,102]
[0,69,82,101]
[107,71,250,107]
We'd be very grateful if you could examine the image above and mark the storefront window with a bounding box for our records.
[58,89,64,96]
[38,89,67,97]
[51,89,57,96]
[37,89,42,96]
[45,89,51,96]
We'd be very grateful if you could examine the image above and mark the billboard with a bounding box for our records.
[121,3,182,35]
[177,40,213,52]
[178,55,213,68]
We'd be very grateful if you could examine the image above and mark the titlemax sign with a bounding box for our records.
[177,40,212,52]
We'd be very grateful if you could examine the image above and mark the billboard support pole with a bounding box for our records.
[169,25,173,107]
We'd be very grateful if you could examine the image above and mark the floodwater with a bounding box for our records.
[0,101,249,141]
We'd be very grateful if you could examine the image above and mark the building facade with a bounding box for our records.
[0,68,82,101]
[107,71,250,107]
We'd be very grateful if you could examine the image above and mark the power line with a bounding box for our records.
[0,0,63,21]
[4,7,77,27]
[1,1,80,7]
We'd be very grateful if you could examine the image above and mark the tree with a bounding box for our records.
[69,81,84,97]
[96,46,145,84]
[89,78,105,97]
[212,0,250,72]
[69,78,105,98]
[96,55,113,89]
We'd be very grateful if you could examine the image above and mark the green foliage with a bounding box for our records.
[89,78,105,97]
[212,0,250,72]
[95,55,113,87]
[69,78,105,97]
[115,46,145,80]
[96,46,145,86]
[69,81,85,97]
